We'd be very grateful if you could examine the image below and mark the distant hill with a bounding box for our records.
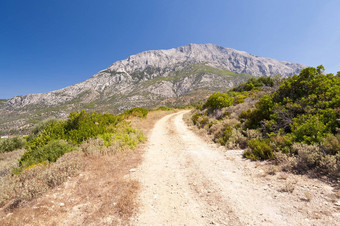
[0,44,306,134]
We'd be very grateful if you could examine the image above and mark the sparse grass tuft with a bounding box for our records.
[304,192,313,201]
[267,165,279,175]
[277,173,288,180]
[279,181,295,193]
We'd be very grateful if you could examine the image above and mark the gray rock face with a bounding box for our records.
[109,44,303,76]
[5,44,306,109]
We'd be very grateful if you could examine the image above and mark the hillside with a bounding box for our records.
[0,44,306,134]
[189,66,340,180]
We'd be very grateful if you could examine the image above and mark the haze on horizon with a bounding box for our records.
[1,0,339,99]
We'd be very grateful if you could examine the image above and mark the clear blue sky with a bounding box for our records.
[1,0,339,99]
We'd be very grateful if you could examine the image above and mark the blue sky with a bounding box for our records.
[1,0,339,99]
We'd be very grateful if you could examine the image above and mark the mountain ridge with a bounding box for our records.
[0,43,306,134]
[6,43,305,109]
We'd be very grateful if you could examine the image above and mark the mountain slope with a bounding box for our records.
[0,44,306,133]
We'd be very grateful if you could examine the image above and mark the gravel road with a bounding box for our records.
[133,111,340,226]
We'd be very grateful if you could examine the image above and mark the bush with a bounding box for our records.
[233,93,247,104]
[204,92,234,110]
[292,142,340,177]
[27,118,59,141]
[197,116,210,128]
[19,140,74,168]
[191,112,203,125]
[154,105,173,111]
[231,76,274,92]
[225,128,247,149]
[100,122,146,149]
[292,143,321,172]
[244,66,339,143]
[322,133,340,155]
[123,107,148,118]
[0,137,26,153]
[65,111,122,144]
[290,115,328,144]
[21,111,126,169]
[244,138,274,160]
[217,125,233,146]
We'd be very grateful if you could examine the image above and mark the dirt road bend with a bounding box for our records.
[133,111,339,225]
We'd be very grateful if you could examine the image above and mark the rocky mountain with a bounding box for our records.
[0,43,306,133]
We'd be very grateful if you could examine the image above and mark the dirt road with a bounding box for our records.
[133,111,339,225]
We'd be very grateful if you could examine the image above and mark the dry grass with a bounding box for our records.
[0,151,84,209]
[115,180,140,218]
[0,146,143,225]
[304,192,313,202]
[266,165,279,175]
[0,149,25,178]
[279,181,295,193]
[0,150,25,210]
[277,173,289,180]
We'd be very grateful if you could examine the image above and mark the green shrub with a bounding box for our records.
[123,107,148,118]
[22,111,124,169]
[191,112,203,125]
[19,140,73,168]
[233,94,247,104]
[27,118,59,141]
[244,138,274,160]
[231,76,274,92]
[244,66,339,142]
[0,137,26,153]
[65,111,122,144]
[204,92,234,110]
[198,116,210,128]
[244,95,274,129]
[99,122,145,149]
[154,105,173,111]
[322,133,340,155]
[290,115,328,144]
[217,125,233,146]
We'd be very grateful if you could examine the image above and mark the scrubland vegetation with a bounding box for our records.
[191,66,340,180]
[0,109,147,209]
[0,137,26,154]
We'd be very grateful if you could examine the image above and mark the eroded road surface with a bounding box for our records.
[133,111,339,226]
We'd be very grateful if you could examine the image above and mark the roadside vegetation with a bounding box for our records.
[0,137,26,154]
[0,109,146,210]
[190,66,340,180]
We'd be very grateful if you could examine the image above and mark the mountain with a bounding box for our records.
[0,44,306,134]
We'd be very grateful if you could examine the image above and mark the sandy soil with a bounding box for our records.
[132,110,340,225]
